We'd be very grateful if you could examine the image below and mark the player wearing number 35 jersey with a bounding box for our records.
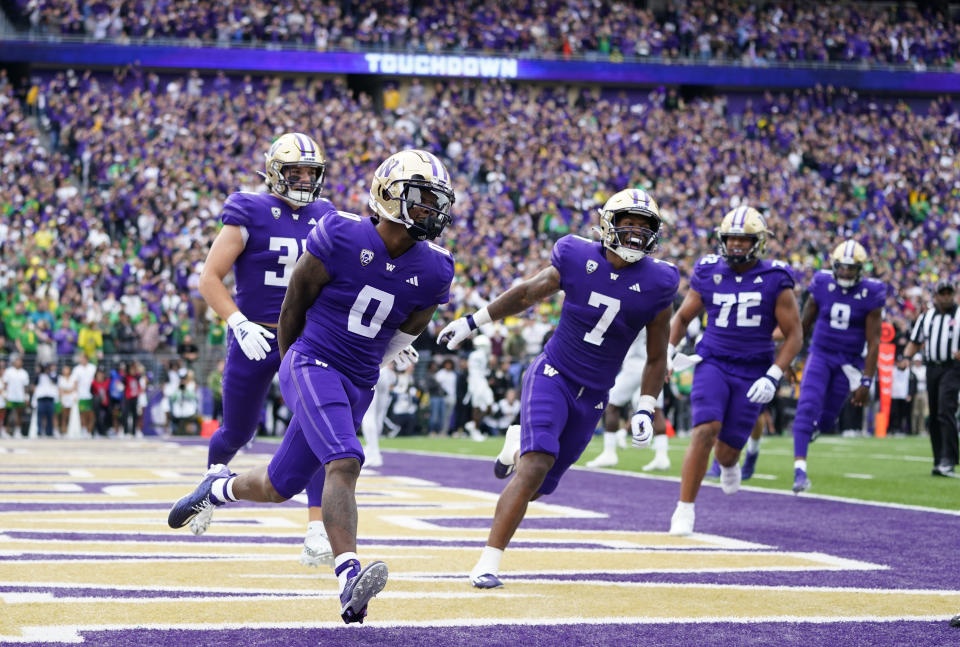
[437,188,679,589]
[169,149,456,624]
[667,205,802,536]
[195,133,336,559]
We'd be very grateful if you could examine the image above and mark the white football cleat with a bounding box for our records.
[642,454,671,471]
[586,451,618,468]
[669,503,695,536]
[720,463,742,495]
[466,421,485,443]
[300,526,334,567]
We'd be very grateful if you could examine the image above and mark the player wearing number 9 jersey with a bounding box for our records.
[790,240,884,493]
[195,133,336,556]
[436,188,678,589]
[168,149,456,624]
[666,205,802,536]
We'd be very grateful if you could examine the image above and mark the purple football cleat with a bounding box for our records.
[167,464,235,529]
[792,467,811,493]
[339,560,388,624]
[741,451,759,480]
[471,573,503,589]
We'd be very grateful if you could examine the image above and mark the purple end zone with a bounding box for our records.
[5,439,958,646]
[9,622,958,647]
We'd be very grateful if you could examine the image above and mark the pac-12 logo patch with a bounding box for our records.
[585,260,598,274]
[271,207,281,219]
[360,249,375,266]
[713,274,722,285]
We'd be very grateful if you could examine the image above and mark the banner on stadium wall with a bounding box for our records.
[874,322,896,438]
[3,41,960,92]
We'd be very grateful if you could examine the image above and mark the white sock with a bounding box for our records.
[746,437,761,454]
[720,464,738,477]
[676,501,694,513]
[497,439,517,465]
[602,431,618,453]
[794,459,807,472]
[653,434,668,457]
[334,552,360,591]
[307,520,325,534]
[470,545,504,580]
[211,477,237,503]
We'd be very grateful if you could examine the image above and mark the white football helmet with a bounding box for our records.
[716,205,770,265]
[830,240,868,288]
[261,133,325,207]
[369,149,455,241]
[473,335,491,351]
[596,188,662,263]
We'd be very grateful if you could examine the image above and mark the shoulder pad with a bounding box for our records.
[427,242,451,256]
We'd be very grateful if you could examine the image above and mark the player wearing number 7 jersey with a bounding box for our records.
[169,149,456,624]
[437,189,679,589]
[790,240,884,493]
[196,133,336,561]
[667,205,802,536]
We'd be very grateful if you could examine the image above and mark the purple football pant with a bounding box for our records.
[792,349,856,458]
[208,331,326,506]
[267,349,373,500]
[690,359,764,451]
[519,354,608,496]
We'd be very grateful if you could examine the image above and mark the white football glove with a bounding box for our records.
[746,365,783,404]
[841,364,863,392]
[630,395,657,448]
[228,312,274,361]
[392,345,419,371]
[436,307,492,350]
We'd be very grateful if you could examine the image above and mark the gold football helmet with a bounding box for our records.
[596,188,661,263]
[369,149,455,241]
[262,133,325,207]
[716,205,770,265]
[830,240,868,288]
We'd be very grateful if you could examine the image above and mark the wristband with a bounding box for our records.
[667,343,677,361]
[635,394,657,414]
[860,376,873,388]
[765,365,784,382]
[466,306,492,331]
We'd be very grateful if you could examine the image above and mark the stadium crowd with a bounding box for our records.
[6,0,959,68]
[0,64,957,436]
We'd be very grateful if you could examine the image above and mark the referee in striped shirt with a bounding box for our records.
[904,279,960,477]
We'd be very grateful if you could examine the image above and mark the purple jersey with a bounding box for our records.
[692,255,794,375]
[221,192,336,323]
[808,271,886,357]
[543,236,679,391]
[293,212,454,388]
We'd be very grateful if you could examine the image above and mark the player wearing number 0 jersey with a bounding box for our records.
[667,205,802,536]
[196,133,336,563]
[437,188,679,588]
[790,241,884,493]
[168,149,456,624]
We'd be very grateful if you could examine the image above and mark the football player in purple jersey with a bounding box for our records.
[194,133,341,567]
[438,189,679,588]
[667,206,802,536]
[789,240,884,493]
[169,149,456,624]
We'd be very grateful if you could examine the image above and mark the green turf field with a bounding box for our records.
[372,433,960,511]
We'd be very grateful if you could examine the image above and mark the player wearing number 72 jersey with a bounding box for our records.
[438,188,679,588]
[667,205,802,536]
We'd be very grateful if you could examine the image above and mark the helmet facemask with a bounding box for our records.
[271,161,325,207]
[386,176,454,241]
[718,233,763,266]
[832,260,862,288]
[604,209,660,263]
